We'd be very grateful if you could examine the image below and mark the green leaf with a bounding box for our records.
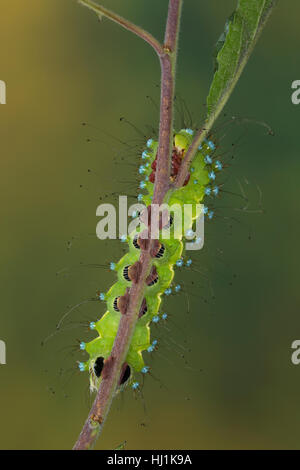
[207,0,278,117]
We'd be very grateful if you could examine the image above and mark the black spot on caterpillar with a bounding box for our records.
[133,235,140,250]
[123,265,130,282]
[146,266,159,286]
[155,244,165,259]
[119,364,131,385]
[94,356,104,378]
[113,297,120,312]
[139,299,148,317]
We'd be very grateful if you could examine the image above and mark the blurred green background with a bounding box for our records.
[0,0,300,450]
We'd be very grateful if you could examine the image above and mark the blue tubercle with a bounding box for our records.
[165,288,172,296]
[176,259,184,267]
[204,155,212,165]
[79,342,86,351]
[139,181,146,189]
[142,150,150,159]
[139,165,146,174]
[152,315,160,323]
[78,362,86,372]
[89,322,96,330]
[147,341,158,353]
[208,170,216,180]
[186,259,192,267]
[141,366,150,374]
[185,229,194,238]
[212,186,219,196]
[175,284,181,293]
[208,140,216,151]
[132,382,139,390]
[205,187,212,196]
[146,138,154,148]
[215,160,222,171]
[110,262,116,271]
[162,313,168,321]
[137,194,143,202]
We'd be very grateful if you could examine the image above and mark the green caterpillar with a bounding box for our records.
[78,128,222,392]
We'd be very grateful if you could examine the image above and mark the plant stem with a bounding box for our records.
[78,0,163,57]
[73,0,183,450]
[153,0,182,202]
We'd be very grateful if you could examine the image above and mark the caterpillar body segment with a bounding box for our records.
[79,129,221,392]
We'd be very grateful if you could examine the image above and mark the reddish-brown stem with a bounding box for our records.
[153,0,182,203]
[78,0,163,57]
[73,0,183,450]
[152,55,173,202]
